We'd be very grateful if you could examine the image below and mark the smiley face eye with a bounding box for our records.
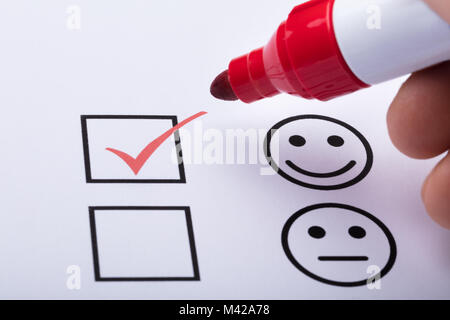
[308,226,326,239]
[348,226,366,239]
[327,135,344,147]
[289,135,306,147]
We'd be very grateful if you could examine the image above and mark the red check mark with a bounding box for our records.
[106,111,207,175]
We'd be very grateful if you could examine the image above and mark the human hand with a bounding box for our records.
[387,0,450,229]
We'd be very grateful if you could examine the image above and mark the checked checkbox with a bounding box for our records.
[81,113,206,183]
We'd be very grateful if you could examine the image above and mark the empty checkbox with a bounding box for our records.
[89,206,200,281]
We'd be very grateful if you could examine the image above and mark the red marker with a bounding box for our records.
[210,0,450,103]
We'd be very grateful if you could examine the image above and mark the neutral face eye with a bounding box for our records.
[348,226,366,239]
[289,135,306,147]
[308,226,326,239]
[327,135,344,147]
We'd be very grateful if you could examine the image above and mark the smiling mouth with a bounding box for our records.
[318,256,368,261]
[285,160,356,178]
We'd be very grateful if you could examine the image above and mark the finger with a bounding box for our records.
[387,62,450,159]
[422,152,450,229]
[423,0,450,23]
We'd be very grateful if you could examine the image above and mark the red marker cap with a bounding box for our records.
[212,0,369,103]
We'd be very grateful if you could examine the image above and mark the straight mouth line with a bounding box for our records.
[318,256,368,261]
[286,160,356,178]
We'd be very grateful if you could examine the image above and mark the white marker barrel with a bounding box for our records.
[333,0,450,85]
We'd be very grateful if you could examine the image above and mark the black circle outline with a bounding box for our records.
[281,203,397,287]
[264,115,373,190]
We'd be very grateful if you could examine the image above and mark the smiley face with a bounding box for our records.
[281,203,397,287]
[264,115,373,190]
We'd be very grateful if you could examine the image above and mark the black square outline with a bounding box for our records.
[89,206,200,282]
[81,115,186,183]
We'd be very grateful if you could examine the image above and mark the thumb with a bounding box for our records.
[423,0,450,23]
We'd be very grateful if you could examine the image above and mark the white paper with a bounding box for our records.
[0,0,448,299]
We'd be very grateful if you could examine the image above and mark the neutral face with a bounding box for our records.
[265,115,373,190]
[282,203,396,287]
